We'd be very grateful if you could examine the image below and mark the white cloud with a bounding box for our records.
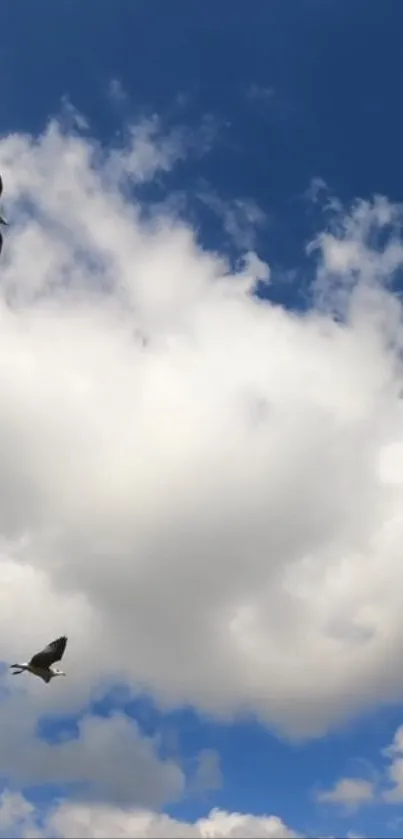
[0,791,37,839]
[316,777,375,810]
[0,703,184,808]
[1,110,403,760]
[0,794,301,839]
[382,724,403,802]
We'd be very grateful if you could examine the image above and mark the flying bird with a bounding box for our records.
[10,636,68,683]
[0,174,8,256]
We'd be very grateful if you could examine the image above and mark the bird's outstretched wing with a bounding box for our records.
[30,636,68,668]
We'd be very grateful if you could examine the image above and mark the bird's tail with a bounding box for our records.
[10,664,25,674]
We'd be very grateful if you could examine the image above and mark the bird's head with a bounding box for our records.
[53,668,66,677]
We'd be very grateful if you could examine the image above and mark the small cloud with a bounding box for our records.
[316,777,375,811]
[382,725,403,802]
[245,83,275,103]
[58,97,90,133]
[192,749,222,795]
[305,177,328,203]
[197,187,267,250]
[108,78,128,105]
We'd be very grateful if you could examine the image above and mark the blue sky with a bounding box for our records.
[2,2,403,838]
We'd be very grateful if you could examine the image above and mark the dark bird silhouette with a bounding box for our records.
[10,636,68,683]
[0,174,8,256]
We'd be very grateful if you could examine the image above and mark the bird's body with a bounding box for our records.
[0,173,8,256]
[0,227,6,258]
[10,636,68,683]
[12,663,57,683]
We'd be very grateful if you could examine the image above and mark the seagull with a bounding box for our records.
[10,636,68,683]
[0,174,8,256]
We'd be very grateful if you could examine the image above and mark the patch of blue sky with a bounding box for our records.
[34,686,403,833]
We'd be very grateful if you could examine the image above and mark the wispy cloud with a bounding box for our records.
[107,78,129,107]
[245,83,275,102]
[196,186,268,251]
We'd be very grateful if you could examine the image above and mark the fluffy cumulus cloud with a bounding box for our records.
[2,106,403,825]
[0,792,301,839]
[0,704,184,807]
[1,112,403,733]
[45,804,300,839]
